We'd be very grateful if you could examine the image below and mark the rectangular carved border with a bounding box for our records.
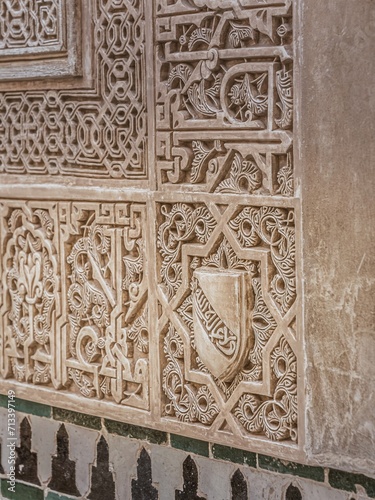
[0,187,304,462]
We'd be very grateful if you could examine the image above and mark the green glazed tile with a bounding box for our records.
[105,419,167,445]
[212,444,256,468]
[1,480,43,500]
[329,468,375,498]
[53,408,101,431]
[0,395,50,417]
[258,454,324,482]
[0,394,8,408]
[15,399,51,418]
[170,434,209,457]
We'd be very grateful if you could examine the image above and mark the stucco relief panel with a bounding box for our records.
[0,0,301,458]
[155,0,293,195]
[0,201,150,412]
[0,0,65,56]
[156,199,298,444]
[0,0,148,181]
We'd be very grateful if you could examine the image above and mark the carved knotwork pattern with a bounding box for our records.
[0,0,63,53]
[157,201,298,442]
[156,0,294,194]
[0,0,147,179]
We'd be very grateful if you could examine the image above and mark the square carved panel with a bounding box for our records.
[155,0,293,195]
[0,0,149,181]
[0,0,65,57]
[156,198,298,444]
[0,0,82,81]
[0,201,150,408]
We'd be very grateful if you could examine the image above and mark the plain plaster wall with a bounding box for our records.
[300,0,375,476]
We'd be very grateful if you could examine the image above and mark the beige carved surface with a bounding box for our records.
[157,200,298,442]
[155,0,293,195]
[0,0,64,55]
[0,0,81,82]
[0,0,146,178]
[0,0,302,459]
[0,201,150,407]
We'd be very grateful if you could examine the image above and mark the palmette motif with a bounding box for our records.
[1,204,59,386]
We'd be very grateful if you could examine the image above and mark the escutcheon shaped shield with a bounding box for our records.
[192,268,254,382]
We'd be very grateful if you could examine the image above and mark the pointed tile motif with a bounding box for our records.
[131,448,158,500]
[285,483,302,500]
[48,425,80,497]
[231,469,248,500]
[88,436,116,500]
[15,418,40,486]
[175,456,206,500]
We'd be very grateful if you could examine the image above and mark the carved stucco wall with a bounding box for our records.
[0,0,374,481]
[0,0,301,461]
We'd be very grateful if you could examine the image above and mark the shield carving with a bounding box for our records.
[192,268,254,382]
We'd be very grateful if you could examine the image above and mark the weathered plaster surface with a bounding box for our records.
[300,0,375,475]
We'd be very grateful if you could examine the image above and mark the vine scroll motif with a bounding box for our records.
[158,202,298,442]
[156,0,294,194]
[61,203,149,410]
[235,336,297,442]
[163,323,219,425]
[0,203,59,387]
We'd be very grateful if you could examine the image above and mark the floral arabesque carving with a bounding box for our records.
[156,0,294,194]
[157,203,216,300]
[163,323,219,425]
[234,336,297,442]
[229,206,296,315]
[62,203,149,409]
[0,0,302,456]
[157,201,298,443]
[1,204,59,386]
